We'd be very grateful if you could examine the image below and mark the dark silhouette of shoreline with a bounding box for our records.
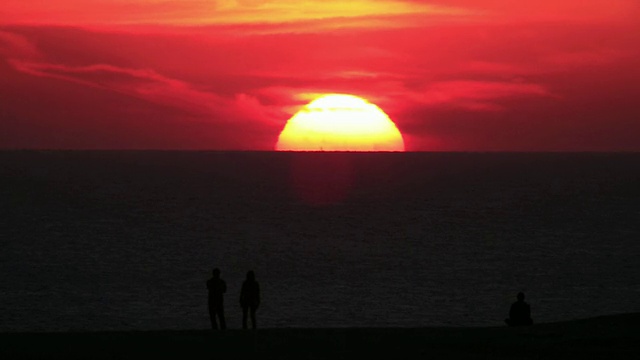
[2,313,638,359]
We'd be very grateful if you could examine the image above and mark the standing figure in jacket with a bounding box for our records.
[206,268,227,330]
[240,270,260,329]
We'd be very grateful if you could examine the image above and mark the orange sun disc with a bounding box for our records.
[276,94,405,151]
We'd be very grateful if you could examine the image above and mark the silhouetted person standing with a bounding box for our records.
[505,292,533,326]
[240,270,260,329]
[206,268,226,330]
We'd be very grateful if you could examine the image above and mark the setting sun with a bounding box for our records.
[276,94,405,151]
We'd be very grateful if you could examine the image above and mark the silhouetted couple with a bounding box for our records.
[206,269,260,330]
[505,292,533,326]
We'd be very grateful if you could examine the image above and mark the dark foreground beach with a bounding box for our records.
[1,313,638,359]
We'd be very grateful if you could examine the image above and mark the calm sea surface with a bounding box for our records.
[1,151,638,331]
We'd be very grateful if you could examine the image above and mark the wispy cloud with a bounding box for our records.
[414,80,552,111]
[1,0,469,28]
[8,60,285,124]
[0,30,39,57]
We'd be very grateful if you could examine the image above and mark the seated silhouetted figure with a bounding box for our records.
[206,268,227,330]
[505,292,533,326]
[240,270,260,329]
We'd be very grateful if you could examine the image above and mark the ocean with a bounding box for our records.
[1,151,638,331]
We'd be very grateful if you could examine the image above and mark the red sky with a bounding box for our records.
[1,0,639,151]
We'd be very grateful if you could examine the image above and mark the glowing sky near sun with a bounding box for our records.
[1,0,639,150]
